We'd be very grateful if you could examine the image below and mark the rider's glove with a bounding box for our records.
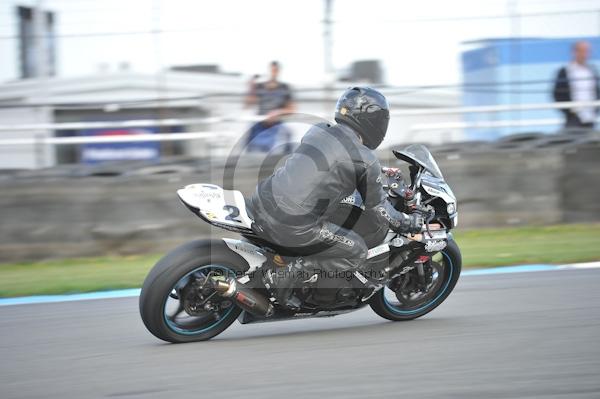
[405,213,424,234]
[377,203,424,234]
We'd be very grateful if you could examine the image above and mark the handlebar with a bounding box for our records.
[383,166,443,236]
[381,166,400,177]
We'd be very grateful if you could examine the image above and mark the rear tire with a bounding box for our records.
[369,239,461,321]
[139,239,248,343]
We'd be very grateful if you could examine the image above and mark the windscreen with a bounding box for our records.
[393,144,444,179]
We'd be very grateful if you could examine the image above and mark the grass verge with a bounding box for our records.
[1,224,599,297]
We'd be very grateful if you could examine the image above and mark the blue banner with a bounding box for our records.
[79,127,160,164]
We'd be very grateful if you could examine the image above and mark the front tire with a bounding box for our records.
[139,240,248,343]
[369,239,461,321]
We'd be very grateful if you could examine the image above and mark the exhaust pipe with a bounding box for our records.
[213,278,274,318]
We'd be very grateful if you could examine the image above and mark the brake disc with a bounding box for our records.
[394,260,438,303]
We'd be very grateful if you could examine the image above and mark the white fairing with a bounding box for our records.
[421,184,456,205]
[421,180,459,227]
[177,184,253,229]
[222,238,266,274]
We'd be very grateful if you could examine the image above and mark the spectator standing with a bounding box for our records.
[245,61,295,152]
[553,41,600,129]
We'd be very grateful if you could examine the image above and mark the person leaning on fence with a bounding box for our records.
[244,61,295,152]
[552,41,600,130]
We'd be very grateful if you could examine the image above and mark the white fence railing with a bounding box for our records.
[0,131,239,146]
[0,99,597,147]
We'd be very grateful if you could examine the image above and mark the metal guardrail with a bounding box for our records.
[395,99,600,116]
[0,99,598,146]
[0,116,259,132]
[410,117,564,131]
[405,100,600,132]
[1,99,600,132]
[0,131,238,146]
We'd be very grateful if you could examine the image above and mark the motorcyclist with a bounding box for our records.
[248,87,424,308]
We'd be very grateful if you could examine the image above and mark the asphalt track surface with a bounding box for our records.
[1,268,599,399]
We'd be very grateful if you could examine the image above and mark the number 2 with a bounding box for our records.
[223,205,241,223]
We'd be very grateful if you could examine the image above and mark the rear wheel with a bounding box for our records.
[369,239,461,321]
[139,240,248,343]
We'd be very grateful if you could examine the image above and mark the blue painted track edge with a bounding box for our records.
[1,262,599,307]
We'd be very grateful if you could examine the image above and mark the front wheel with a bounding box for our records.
[369,239,461,321]
[139,240,248,343]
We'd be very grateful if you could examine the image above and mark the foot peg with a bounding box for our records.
[212,277,274,317]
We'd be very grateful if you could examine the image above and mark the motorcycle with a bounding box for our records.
[139,144,461,343]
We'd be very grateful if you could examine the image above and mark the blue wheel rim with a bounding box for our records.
[383,251,453,315]
[163,264,236,335]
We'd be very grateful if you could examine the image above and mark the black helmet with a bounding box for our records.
[334,87,390,149]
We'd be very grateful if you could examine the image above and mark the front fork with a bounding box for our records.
[388,246,432,292]
[416,263,427,288]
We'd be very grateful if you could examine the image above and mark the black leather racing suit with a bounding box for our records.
[249,122,415,280]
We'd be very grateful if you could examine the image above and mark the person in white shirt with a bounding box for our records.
[552,41,600,129]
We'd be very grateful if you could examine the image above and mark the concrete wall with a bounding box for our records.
[0,143,599,262]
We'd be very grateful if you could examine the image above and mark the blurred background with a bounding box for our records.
[0,0,599,294]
